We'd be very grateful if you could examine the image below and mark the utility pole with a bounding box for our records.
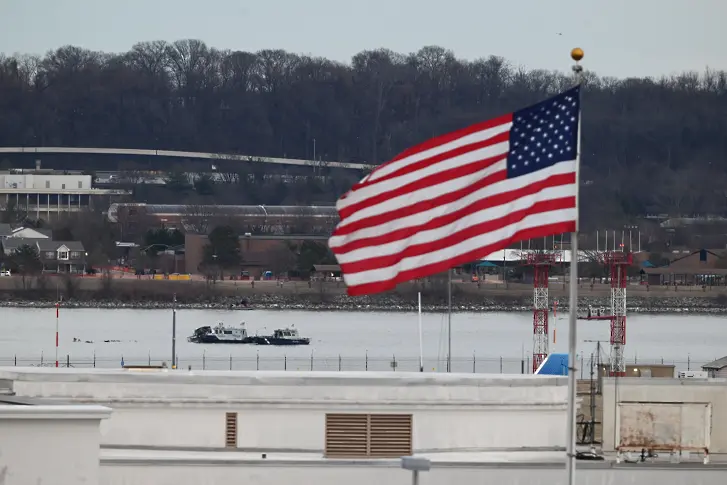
[584,339,608,445]
[172,293,177,369]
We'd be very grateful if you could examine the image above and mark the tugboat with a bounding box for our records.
[251,327,310,346]
[187,322,253,344]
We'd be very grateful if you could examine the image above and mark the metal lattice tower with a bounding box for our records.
[603,251,632,377]
[529,252,557,372]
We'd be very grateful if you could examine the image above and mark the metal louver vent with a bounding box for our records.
[369,414,413,457]
[325,413,369,457]
[225,412,238,448]
[325,413,412,458]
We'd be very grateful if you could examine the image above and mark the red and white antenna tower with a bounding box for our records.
[603,250,632,376]
[528,252,557,373]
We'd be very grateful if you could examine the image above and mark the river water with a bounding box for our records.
[0,308,722,374]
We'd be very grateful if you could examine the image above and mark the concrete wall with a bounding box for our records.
[602,378,727,453]
[0,404,111,485]
[0,369,568,454]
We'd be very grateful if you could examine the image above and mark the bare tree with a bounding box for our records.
[183,203,217,234]
[119,161,148,185]
[266,243,297,277]
[217,171,239,184]
[211,153,240,184]
[2,40,727,229]
[0,198,28,225]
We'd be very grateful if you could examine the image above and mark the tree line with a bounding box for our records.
[1,40,727,227]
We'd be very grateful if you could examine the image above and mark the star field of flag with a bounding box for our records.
[506,85,580,178]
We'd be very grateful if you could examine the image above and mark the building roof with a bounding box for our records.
[644,267,727,275]
[312,264,341,272]
[481,249,640,263]
[11,227,52,238]
[535,354,569,375]
[107,203,340,222]
[0,237,44,251]
[2,238,85,253]
[0,368,567,388]
[129,203,336,217]
[702,356,727,370]
[37,240,85,252]
[99,448,571,466]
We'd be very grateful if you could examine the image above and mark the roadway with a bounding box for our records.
[0,147,371,170]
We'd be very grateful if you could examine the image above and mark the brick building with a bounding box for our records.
[643,249,727,285]
[108,203,339,240]
[184,233,330,277]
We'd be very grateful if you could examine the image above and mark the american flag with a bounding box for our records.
[329,86,581,296]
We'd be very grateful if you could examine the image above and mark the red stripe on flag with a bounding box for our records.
[352,130,510,191]
[345,221,575,296]
[334,169,509,237]
[340,197,575,275]
[389,114,512,163]
[339,153,507,221]
[333,173,575,253]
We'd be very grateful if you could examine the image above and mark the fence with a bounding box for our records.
[0,354,713,376]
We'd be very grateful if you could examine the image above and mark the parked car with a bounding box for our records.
[0,270,11,276]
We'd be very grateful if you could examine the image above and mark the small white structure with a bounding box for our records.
[0,401,110,484]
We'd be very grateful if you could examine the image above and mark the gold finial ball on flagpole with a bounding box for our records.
[570,48,584,62]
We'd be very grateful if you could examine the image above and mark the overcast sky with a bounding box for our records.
[1,0,724,78]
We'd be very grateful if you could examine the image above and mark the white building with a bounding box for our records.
[0,369,725,485]
[2,173,92,190]
[0,171,129,220]
[0,398,110,485]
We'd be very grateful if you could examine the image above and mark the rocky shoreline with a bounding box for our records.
[1,293,726,314]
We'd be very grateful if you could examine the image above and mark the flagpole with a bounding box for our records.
[566,47,584,485]
[418,291,424,372]
[447,268,452,372]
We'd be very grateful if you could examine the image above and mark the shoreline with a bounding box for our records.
[1,294,726,314]
[1,277,726,313]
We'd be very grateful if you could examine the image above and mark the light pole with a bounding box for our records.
[623,224,638,253]
[401,456,430,485]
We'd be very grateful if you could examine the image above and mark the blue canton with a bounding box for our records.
[506,86,580,179]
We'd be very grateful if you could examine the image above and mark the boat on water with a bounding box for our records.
[251,327,310,346]
[187,323,310,346]
[187,322,253,344]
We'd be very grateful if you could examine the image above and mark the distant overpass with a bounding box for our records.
[0,147,372,170]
